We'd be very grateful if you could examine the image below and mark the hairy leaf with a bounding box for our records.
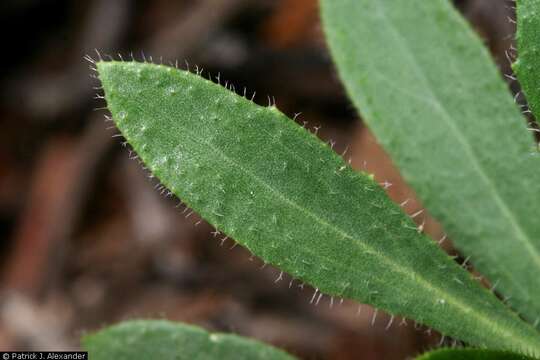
[415,348,536,360]
[321,0,540,327]
[514,0,540,120]
[82,320,295,360]
[96,61,540,354]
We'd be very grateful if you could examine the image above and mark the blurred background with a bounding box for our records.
[0,0,520,358]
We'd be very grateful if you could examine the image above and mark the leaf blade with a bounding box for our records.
[97,61,540,354]
[515,0,540,121]
[321,0,540,327]
[415,348,537,360]
[82,320,296,360]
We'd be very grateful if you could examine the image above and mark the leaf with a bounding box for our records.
[514,0,540,121]
[415,348,537,360]
[96,60,540,355]
[321,0,540,327]
[82,320,296,360]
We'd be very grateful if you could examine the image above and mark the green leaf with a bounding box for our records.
[82,320,295,360]
[321,0,540,327]
[96,61,540,354]
[415,348,537,360]
[514,0,540,120]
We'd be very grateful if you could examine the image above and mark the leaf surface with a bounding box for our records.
[515,0,540,120]
[96,61,540,354]
[82,320,295,360]
[321,0,540,327]
[415,348,536,360]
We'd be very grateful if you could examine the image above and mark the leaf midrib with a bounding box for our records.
[372,1,540,275]
[126,92,536,350]
[202,128,534,350]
